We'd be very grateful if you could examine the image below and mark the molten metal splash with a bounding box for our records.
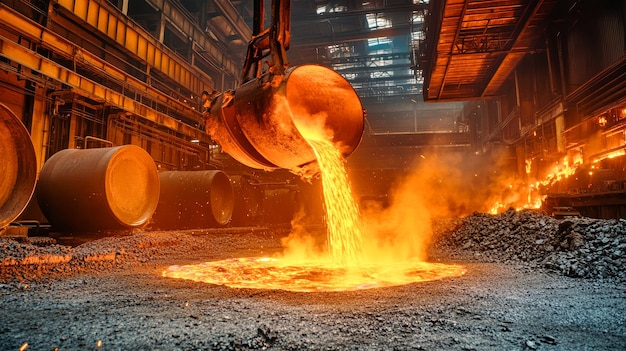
[163,137,465,291]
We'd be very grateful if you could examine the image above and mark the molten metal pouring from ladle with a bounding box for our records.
[162,0,465,291]
[201,0,364,179]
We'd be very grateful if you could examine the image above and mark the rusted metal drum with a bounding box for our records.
[152,170,234,229]
[0,104,37,229]
[37,145,159,231]
[205,64,364,176]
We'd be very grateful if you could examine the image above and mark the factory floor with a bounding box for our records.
[0,215,625,350]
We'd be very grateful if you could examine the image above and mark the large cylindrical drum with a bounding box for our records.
[205,64,364,176]
[152,170,234,229]
[37,145,159,231]
[0,104,37,229]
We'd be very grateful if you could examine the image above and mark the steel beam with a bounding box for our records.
[54,0,239,92]
[0,5,205,141]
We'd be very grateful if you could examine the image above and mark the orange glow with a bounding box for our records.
[540,154,583,187]
[163,133,465,291]
[308,138,363,267]
[489,154,583,213]
[594,149,625,162]
[164,258,464,292]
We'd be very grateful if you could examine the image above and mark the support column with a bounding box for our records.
[555,115,565,153]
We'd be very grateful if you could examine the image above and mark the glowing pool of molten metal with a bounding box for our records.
[163,258,465,292]
[163,138,465,291]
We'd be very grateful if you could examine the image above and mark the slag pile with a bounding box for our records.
[433,209,626,281]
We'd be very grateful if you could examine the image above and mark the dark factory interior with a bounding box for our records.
[0,0,625,350]
[2,0,625,232]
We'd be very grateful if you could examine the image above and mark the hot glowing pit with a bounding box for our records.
[164,258,464,292]
[163,137,465,291]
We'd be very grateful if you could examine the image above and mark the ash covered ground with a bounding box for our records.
[0,210,625,350]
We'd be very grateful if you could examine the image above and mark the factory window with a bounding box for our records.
[127,0,160,38]
[411,30,425,42]
[333,63,360,70]
[163,25,191,61]
[317,5,347,14]
[366,13,391,29]
[370,71,390,79]
[328,44,355,58]
[367,37,392,49]
[412,12,425,24]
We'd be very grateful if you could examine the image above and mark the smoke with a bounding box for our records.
[357,148,522,261]
[278,165,434,264]
[279,208,328,262]
[398,150,518,217]
[278,146,521,265]
[359,172,433,262]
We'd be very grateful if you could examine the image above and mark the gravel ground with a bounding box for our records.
[0,212,625,350]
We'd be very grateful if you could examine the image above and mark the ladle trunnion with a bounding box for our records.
[204,64,365,178]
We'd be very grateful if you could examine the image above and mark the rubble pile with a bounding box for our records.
[0,232,207,282]
[0,238,72,266]
[0,232,181,265]
[432,209,626,281]
[0,229,282,283]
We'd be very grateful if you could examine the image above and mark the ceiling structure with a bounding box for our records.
[122,0,567,136]
[420,0,560,101]
[196,0,562,104]
[286,0,429,100]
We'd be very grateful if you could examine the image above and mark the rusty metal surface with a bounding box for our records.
[37,145,160,231]
[0,103,37,229]
[53,0,227,93]
[205,64,364,176]
[0,4,206,141]
[423,0,560,101]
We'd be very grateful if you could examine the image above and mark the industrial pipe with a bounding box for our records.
[205,64,364,177]
[0,103,37,229]
[151,170,234,229]
[37,145,159,231]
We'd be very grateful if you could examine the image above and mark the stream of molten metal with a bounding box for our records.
[163,137,465,292]
[308,138,363,267]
